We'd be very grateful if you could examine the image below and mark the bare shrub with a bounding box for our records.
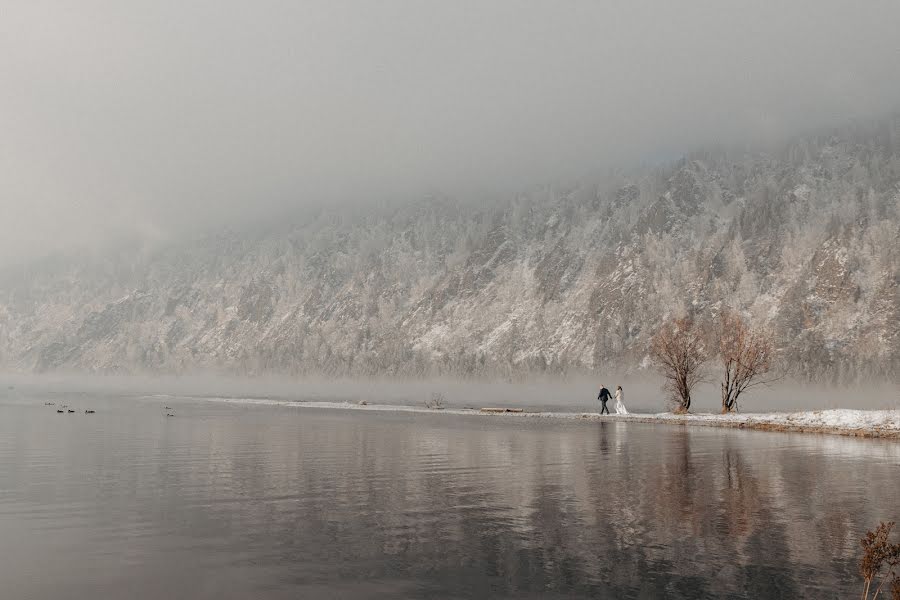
[425,392,445,410]
[716,311,776,413]
[650,317,708,413]
[860,521,900,600]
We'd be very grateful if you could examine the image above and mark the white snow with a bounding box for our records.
[199,397,900,438]
[630,408,900,435]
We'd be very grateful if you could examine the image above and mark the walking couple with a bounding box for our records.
[596,384,627,415]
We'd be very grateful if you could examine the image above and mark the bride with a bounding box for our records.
[614,385,628,415]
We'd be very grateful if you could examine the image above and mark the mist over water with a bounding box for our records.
[4,374,898,413]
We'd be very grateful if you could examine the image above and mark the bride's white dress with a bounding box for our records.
[614,389,628,414]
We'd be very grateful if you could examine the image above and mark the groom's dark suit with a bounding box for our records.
[597,387,612,414]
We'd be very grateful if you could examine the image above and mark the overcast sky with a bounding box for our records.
[2,1,900,264]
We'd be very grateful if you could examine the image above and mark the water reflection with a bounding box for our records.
[0,398,897,599]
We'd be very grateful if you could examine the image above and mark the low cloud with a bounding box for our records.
[2,0,900,263]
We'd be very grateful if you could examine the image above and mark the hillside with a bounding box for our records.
[2,117,899,381]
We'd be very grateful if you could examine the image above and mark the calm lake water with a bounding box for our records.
[1,392,897,599]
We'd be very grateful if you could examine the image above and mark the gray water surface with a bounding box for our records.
[1,393,897,599]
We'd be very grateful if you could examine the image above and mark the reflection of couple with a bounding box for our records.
[596,385,628,415]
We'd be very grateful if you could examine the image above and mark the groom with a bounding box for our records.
[597,385,612,415]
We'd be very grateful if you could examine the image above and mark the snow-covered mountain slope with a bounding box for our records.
[2,119,899,381]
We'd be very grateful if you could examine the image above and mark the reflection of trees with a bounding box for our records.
[144,411,898,598]
[717,439,799,598]
[722,440,760,538]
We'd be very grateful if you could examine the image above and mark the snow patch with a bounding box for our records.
[200,397,900,437]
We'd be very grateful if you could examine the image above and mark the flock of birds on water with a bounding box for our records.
[7,384,174,417]
[44,402,92,414]
[6,383,176,417]
[43,401,176,417]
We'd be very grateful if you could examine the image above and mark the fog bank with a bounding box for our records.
[3,1,900,264]
[2,374,897,413]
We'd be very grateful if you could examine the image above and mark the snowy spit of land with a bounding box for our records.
[200,397,900,439]
[604,408,900,438]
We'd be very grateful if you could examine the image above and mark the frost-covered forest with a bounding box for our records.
[1,116,899,382]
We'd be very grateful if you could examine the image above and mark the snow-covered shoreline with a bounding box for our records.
[581,409,900,439]
[202,397,900,439]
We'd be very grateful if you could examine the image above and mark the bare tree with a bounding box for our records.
[425,392,445,410]
[716,311,775,413]
[650,318,708,413]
